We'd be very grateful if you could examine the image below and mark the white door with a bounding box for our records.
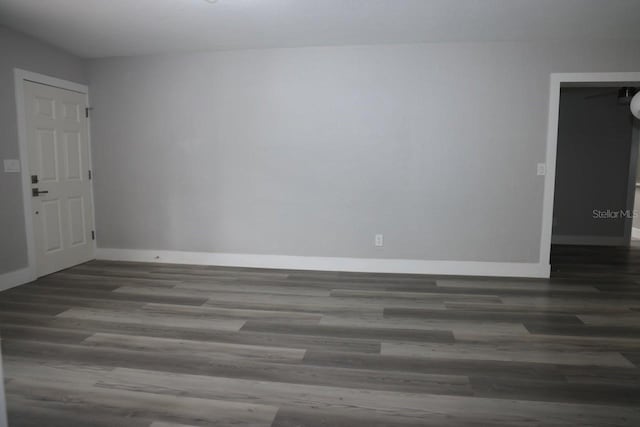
[23,80,95,277]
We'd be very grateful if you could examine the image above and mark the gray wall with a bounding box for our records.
[552,87,637,243]
[89,42,640,264]
[0,26,87,275]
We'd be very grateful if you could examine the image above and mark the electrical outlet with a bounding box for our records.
[537,163,546,176]
[375,234,384,247]
[3,159,20,173]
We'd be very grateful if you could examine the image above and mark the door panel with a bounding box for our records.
[35,96,54,118]
[24,81,94,277]
[68,196,87,247]
[64,131,83,180]
[61,102,80,121]
[41,199,63,253]
[36,129,58,182]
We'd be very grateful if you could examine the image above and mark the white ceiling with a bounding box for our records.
[1,0,640,58]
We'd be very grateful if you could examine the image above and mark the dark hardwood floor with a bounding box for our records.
[1,245,639,426]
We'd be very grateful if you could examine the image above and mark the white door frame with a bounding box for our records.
[14,68,96,281]
[623,125,640,245]
[541,72,640,265]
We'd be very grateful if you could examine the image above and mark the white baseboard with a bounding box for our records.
[96,248,550,278]
[551,235,627,246]
[0,267,35,292]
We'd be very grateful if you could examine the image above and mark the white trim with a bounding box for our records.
[96,248,550,278]
[86,84,98,255]
[16,69,88,94]
[541,72,640,265]
[0,267,34,293]
[623,125,640,245]
[551,235,627,246]
[632,228,640,240]
[13,68,95,281]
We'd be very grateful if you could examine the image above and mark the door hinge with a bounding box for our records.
[88,170,92,180]
[85,107,93,118]
[91,230,95,240]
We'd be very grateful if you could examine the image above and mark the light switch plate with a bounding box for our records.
[3,159,21,173]
[537,163,546,176]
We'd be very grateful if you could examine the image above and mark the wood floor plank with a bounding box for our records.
[175,281,331,297]
[219,277,440,293]
[380,342,635,367]
[577,312,640,327]
[141,302,322,324]
[501,295,640,311]
[444,301,632,315]
[7,401,151,427]
[270,407,476,427]
[470,375,640,406]
[22,279,122,292]
[241,320,455,343]
[141,287,447,312]
[8,285,210,306]
[0,324,93,345]
[302,350,569,382]
[82,332,307,363]
[0,291,146,310]
[150,422,204,427]
[204,296,414,315]
[0,301,70,316]
[452,332,640,353]
[48,271,183,286]
[384,307,584,324]
[524,322,640,338]
[435,279,601,292]
[205,291,448,312]
[561,369,640,386]
[319,314,529,336]
[31,276,180,291]
[56,307,245,331]
[330,288,503,303]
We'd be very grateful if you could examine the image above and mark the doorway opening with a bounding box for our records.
[544,74,640,275]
